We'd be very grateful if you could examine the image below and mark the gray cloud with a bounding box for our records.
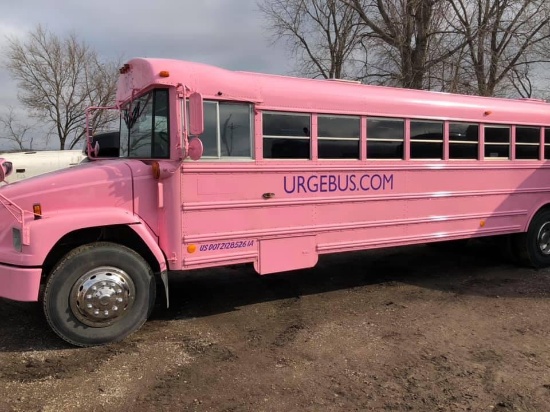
[0,0,291,73]
[0,0,292,149]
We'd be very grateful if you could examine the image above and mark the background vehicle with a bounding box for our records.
[0,131,120,184]
[0,150,87,184]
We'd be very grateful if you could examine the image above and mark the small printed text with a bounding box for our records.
[199,240,255,252]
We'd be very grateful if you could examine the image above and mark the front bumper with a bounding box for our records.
[0,264,41,301]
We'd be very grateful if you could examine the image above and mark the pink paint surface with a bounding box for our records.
[1,57,550,301]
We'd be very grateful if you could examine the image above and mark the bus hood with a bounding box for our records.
[0,160,135,216]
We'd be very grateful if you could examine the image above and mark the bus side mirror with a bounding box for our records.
[188,137,203,161]
[0,159,13,183]
[188,92,204,136]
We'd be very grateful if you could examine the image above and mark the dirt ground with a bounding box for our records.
[1,239,550,412]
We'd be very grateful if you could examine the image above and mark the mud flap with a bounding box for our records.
[160,270,169,308]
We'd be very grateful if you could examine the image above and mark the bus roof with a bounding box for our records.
[116,57,550,126]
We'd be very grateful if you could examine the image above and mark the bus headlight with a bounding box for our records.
[12,228,22,252]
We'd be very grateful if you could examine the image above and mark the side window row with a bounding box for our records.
[262,111,550,160]
[189,102,550,161]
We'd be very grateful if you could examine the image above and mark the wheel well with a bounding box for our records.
[527,203,550,231]
[41,225,163,281]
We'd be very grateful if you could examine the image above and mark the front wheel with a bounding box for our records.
[43,242,156,347]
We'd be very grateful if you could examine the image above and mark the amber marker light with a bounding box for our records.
[187,244,197,253]
[159,70,170,78]
[480,220,486,227]
[484,110,492,116]
[33,203,42,219]
[152,161,160,179]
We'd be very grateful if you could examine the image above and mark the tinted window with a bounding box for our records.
[484,126,510,159]
[449,143,478,159]
[263,113,311,159]
[263,113,310,137]
[515,127,540,160]
[485,127,509,143]
[410,120,443,159]
[263,138,310,159]
[318,115,360,159]
[516,145,539,160]
[318,116,360,138]
[516,127,540,144]
[366,118,404,159]
[449,123,478,160]
[318,140,360,159]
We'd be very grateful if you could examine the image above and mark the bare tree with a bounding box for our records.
[448,0,550,97]
[347,0,466,89]
[4,25,119,150]
[0,107,35,151]
[258,0,364,79]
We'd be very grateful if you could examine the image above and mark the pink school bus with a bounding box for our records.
[1,57,550,347]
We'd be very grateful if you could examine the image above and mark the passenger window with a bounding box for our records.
[484,126,510,159]
[515,127,540,160]
[366,118,404,159]
[545,128,550,160]
[449,123,479,160]
[263,112,311,159]
[410,120,443,159]
[318,115,360,159]
[199,101,253,159]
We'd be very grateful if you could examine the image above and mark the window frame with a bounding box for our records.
[317,114,361,160]
[409,119,444,160]
[198,100,255,161]
[262,111,312,160]
[483,124,511,160]
[120,87,171,160]
[366,116,405,160]
[448,122,479,160]
[514,126,541,161]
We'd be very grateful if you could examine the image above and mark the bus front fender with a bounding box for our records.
[19,208,167,274]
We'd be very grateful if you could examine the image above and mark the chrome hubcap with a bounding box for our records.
[70,267,135,327]
[538,222,550,255]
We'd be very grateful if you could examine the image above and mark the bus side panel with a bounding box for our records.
[180,163,550,272]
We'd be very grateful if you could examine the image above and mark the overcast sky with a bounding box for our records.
[0,0,292,149]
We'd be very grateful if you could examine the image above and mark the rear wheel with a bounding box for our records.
[43,242,156,347]
[512,209,550,268]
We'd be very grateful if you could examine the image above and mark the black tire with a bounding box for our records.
[43,242,156,347]
[512,209,550,268]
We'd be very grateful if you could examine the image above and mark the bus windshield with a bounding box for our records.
[119,88,170,159]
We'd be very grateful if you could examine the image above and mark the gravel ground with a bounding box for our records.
[1,239,550,411]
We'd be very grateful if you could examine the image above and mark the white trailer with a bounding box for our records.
[0,150,87,184]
